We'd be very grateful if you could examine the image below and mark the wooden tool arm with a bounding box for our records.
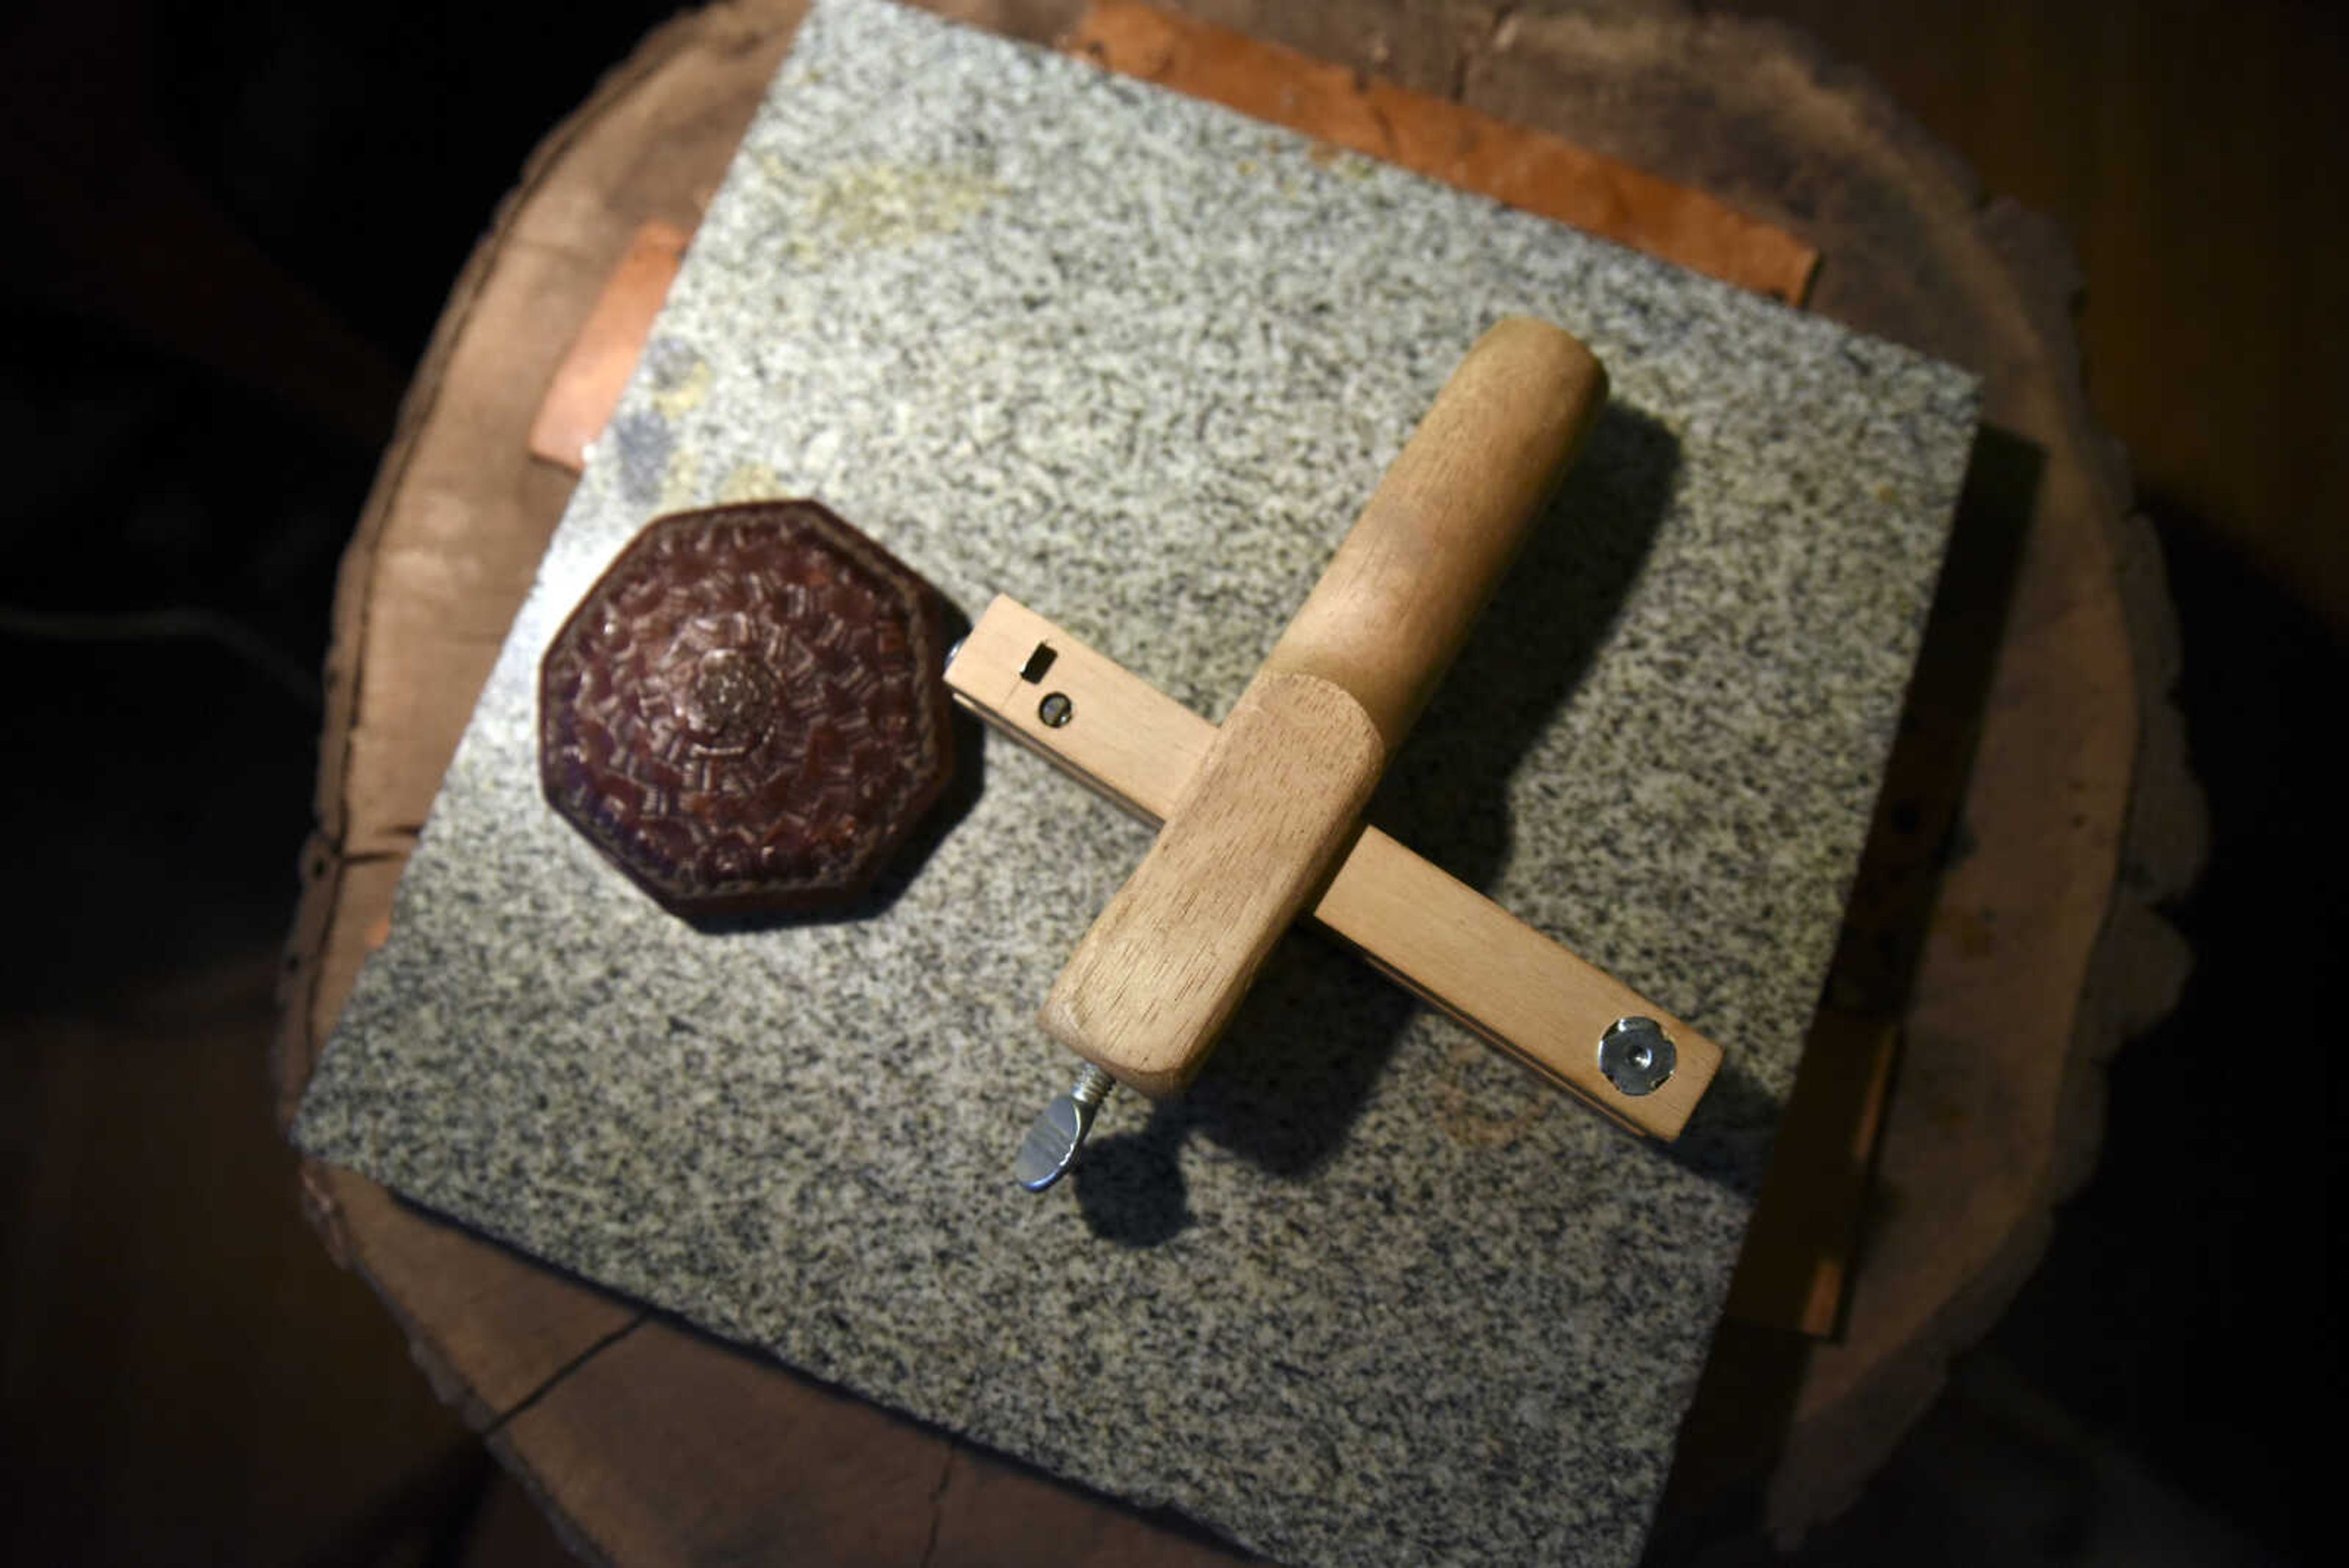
[949,596,1721,1139]
[1041,318,1608,1097]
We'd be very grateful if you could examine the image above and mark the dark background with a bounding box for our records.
[1,1,2338,1564]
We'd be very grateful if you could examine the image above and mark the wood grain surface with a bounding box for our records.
[1044,672,1387,1096]
[272,0,2191,1556]
[1249,319,1606,751]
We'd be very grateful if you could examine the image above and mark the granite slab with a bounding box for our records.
[294,2,1979,1563]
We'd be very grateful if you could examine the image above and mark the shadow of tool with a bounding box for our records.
[1072,403,1684,1245]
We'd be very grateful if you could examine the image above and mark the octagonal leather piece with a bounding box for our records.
[538,500,956,917]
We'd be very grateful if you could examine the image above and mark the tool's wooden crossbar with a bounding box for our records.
[947,595,1722,1140]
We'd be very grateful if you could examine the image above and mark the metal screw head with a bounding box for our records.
[1013,1064,1115,1191]
[1597,1017,1676,1096]
[1037,691,1074,727]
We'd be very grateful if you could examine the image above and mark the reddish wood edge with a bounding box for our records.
[528,220,692,473]
[1062,0,1818,303]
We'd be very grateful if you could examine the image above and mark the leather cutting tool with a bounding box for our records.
[943,318,1724,1188]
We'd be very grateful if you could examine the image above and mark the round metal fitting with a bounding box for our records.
[1597,1016,1676,1096]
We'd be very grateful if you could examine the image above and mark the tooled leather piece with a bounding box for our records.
[538,500,955,916]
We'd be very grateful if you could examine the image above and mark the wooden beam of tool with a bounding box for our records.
[1043,320,1603,1102]
[947,596,1723,1142]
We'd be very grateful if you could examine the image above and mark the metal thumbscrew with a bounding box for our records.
[1597,1016,1677,1096]
[1014,1063,1115,1192]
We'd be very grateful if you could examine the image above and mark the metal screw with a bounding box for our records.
[1037,691,1074,727]
[1597,1017,1676,1096]
[1014,1063,1115,1191]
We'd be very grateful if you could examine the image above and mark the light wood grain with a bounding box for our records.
[1040,318,1606,1096]
[1042,672,1384,1096]
[951,595,1724,1136]
[1257,316,1606,751]
[945,595,1211,824]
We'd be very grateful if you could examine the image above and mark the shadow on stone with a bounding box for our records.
[1071,1105,1194,1248]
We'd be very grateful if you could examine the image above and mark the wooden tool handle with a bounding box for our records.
[1042,318,1608,1096]
[1261,315,1608,749]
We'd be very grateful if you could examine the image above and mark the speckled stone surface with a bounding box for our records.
[295,3,1978,1564]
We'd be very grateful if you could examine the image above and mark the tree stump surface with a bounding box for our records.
[272,1,2197,1558]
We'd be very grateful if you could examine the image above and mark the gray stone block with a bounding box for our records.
[296,3,1978,1562]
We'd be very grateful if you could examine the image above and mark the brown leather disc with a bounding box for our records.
[537,500,956,916]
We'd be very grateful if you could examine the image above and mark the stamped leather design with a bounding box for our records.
[538,500,954,915]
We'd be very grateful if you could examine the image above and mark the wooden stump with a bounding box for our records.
[272,1,2195,1558]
